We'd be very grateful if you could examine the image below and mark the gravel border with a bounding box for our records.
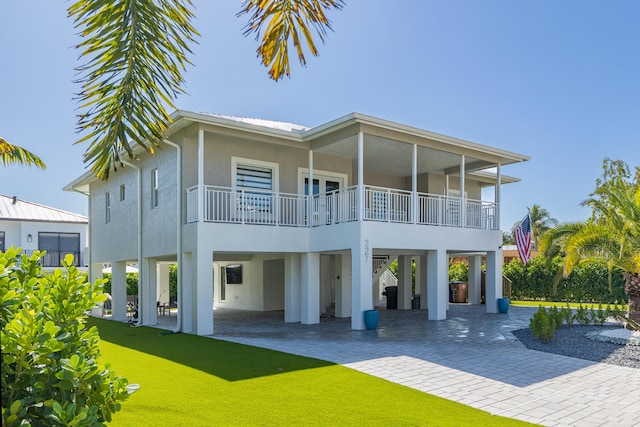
[512,325,640,369]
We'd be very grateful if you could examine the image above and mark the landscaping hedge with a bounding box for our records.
[504,256,627,303]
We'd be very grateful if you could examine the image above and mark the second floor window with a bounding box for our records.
[151,168,159,208]
[105,192,111,223]
[120,184,126,201]
[38,232,81,267]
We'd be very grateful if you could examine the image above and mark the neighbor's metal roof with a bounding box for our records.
[0,195,87,223]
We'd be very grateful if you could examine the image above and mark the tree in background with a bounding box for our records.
[521,204,558,252]
[542,159,640,324]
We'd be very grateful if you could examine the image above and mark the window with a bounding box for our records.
[120,184,125,201]
[232,158,279,214]
[38,232,80,267]
[151,168,159,208]
[0,231,5,252]
[105,192,111,223]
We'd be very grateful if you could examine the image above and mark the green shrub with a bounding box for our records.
[529,306,556,342]
[1,248,132,426]
[560,304,573,325]
[547,306,565,330]
[449,262,469,282]
[101,272,139,296]
[573,304,592,325]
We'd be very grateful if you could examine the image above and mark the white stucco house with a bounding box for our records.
[0,195,88,269]
[65,111,529,336]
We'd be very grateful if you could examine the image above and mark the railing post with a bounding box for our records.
[274,192,279,226]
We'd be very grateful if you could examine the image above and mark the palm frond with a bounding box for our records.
[239,0,344,80]
[69,0,199,180]
[0,137,46,169]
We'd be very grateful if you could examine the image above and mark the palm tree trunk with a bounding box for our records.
[624,272,640,325]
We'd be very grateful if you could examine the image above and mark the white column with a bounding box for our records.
[195,247,214,335]
[181,252,194,333]
[301,252,320,324]
[335,252,352,318]
[397,255,412,309]
[157,263,170,305]
[419,254,428,309]
[412,144,417,223]
[357,132,364,220]
[284,254,301,323]
[111,261,127,321]
[198,129,205,221]
[141,257,158,326]
[468,255,482,304]
[307,150,314,225]
[427,249,448,320]
[351,242,372,330]
[460,155,466,227]
[485,251,502,313]
[496,163,502,230]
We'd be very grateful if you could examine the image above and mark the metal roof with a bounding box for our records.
[0,195,87,223]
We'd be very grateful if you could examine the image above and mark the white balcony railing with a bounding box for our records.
[186,185,498,230]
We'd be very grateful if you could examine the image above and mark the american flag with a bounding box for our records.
[514,213,532,263]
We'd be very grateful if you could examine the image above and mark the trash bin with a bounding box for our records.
[412,294,420,309]
[382,286,398,309]
[449,282,468,303]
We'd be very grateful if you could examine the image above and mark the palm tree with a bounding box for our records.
[68,0,344,180]
[513,204,558,251]
[543,159,640,324]
[0,136,46,169]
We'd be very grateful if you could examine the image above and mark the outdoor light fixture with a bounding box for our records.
[27,234,32,243]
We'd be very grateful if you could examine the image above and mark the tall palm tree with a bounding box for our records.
[513,204,558,251]
[543,159,640,324]
[0,137,46,169]
[68,0,344,180]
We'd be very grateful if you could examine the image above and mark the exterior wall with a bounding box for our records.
[0,220,88,263]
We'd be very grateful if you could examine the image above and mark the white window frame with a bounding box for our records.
[151,168,159,209]
[105,192,111,223]
[232,157,279,192]
[297,168,348,195]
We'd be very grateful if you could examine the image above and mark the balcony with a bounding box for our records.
[186,185,498,230]
[21,250,83,267]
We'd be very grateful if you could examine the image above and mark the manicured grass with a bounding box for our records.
[90,318,534,426]
[511,300,628,310]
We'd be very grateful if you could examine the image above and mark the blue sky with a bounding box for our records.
[2,0,639,231]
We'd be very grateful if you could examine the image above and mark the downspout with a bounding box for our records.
[122,159,143,325]
[163,139,183,333]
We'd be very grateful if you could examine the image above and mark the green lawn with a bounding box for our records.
[90,318,534,426]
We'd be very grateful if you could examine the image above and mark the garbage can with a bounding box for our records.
[449,282,468,303]
[382,286,398,309]
[412,294,420,309]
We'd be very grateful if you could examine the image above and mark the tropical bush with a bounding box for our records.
[505,256,627,303]
[449,262,469,282]
[1,248,131,426]
[102,265,179,298]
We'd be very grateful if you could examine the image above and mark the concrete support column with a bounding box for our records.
[485,251,501,313]
[468,255,482,304]
[284,254,301,323]
[141,257,158,326]
[181,252,194,333]
[111,261,128,321]
[157,263,170,305]
[301,252,320,324]
[194,248,214,335]
[427,249,448,320]
[419,254,428,309]
[397,255,412,309]
[351,242,372,330]
[335,252,352,318]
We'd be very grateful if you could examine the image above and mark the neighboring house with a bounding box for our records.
[0,195,88,268]
[65,111,529,336]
